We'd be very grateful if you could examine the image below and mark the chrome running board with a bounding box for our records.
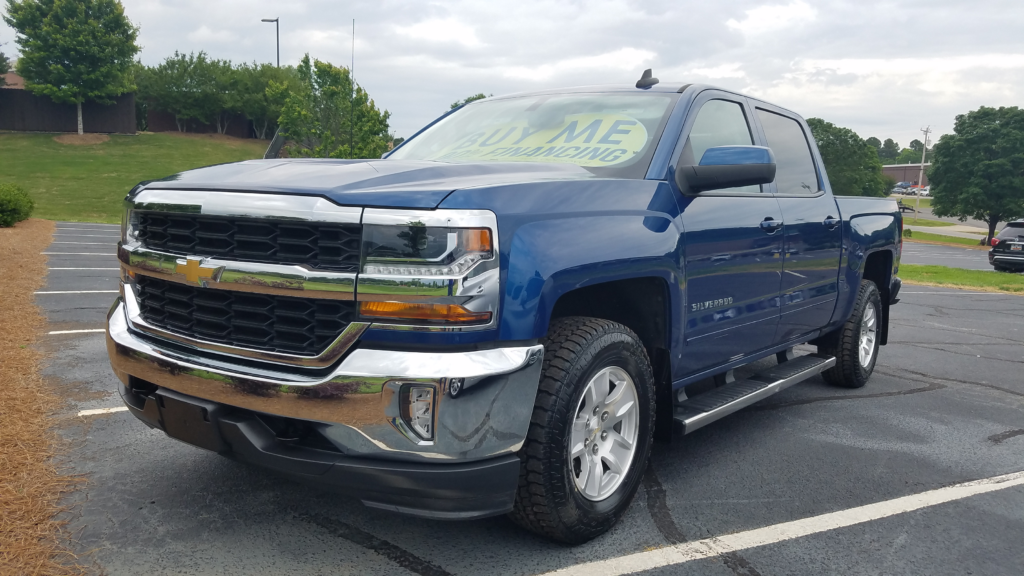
[673,353,836,435]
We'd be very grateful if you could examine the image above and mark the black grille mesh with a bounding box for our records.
[136,212,361,271]
[135,276,355,356]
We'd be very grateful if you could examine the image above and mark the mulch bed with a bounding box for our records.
[0,218,86,575]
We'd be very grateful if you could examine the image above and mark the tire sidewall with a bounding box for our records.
[853,283,882,379]
[557,335,654,523]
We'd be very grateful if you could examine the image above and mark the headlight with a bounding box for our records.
[361,225,492,276]
[357,210,500,328]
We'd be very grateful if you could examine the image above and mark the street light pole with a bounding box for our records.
[915,126,931,222]
[261,18,279,67]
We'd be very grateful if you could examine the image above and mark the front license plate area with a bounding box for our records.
[157,390,229,453]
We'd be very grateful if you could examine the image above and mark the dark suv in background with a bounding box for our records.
[990,220,1024,272]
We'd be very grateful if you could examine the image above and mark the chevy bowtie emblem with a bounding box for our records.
[175,258,222,284]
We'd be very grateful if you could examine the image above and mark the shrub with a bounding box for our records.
[0,184,35,227]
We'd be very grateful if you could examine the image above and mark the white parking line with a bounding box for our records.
[54,234,120,238]
[51,242,114,245]
[902,291,1006,295]
[56,227,119,231]
[35,290,119,294]
[49,268,120,270]
[41,252,114,256]
[78,407,128,417]
[48,329,105,335]
[546,471,1024,576]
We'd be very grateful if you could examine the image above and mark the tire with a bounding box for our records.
[818,280,882,389]
[509,317,655,544]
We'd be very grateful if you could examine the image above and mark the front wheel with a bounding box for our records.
[818,280,882,389]
[509,317,655,544]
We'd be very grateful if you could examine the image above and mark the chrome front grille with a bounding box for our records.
[135,275,356,356]
[136,212,362,272]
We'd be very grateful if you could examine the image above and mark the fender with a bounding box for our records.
[829,213,900,333]
[441,180,684,344]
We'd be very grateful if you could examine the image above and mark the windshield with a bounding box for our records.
[389,92,679,179]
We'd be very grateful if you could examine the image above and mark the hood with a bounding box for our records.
[141,159,595,209]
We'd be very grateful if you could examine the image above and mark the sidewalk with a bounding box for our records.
[904,223,988,241]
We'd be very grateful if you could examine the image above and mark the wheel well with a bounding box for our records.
[550,277,669,353]
[549,277,674,442]
[862,250,893,345]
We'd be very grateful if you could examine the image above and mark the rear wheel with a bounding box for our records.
[509,317,655,544]
[818,280,881,389]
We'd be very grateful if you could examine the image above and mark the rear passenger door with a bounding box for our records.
[753,105,842,341]
[675,92,784,375]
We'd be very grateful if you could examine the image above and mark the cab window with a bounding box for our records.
[682,99,760,193]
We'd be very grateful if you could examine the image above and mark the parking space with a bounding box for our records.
[39,223,1024,575]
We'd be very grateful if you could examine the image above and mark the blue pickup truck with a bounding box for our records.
[107,75,902,543]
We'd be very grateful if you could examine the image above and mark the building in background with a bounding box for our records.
[882,163,930,187]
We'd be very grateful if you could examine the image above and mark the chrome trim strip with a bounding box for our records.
[128,189,362,223]
[992,255,1024,262]
[123,283,367,368]
[362,208,496,228]
[120,245,356,300]
[108,300,544,462]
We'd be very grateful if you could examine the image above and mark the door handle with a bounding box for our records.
[823,216,840,230]
[760,217,783,233]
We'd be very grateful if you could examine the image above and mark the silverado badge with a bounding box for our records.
[691,297,734,312]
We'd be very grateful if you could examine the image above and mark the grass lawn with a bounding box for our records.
[900,264,1024,294]
[904,217,957,227]
[904,230,986,248]
[893,195,932,209]
[0,132,267,223]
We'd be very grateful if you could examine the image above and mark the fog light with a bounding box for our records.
[400,385,435,440]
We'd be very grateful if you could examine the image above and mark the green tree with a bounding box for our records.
[807,118,888,197]
[4,0,139,134]
[865,136,881,150]
[895,147,921,165]
[276,54,391,159]
[450,93,490,110]
[930,106,1024,243]
[238,62,294,139]
[0,49,9,86]
[879,138,900,162]
[139,51,236,133]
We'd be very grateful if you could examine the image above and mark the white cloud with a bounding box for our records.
[395,18,482,48]
[688,63,747,79]
[726,1,816,33]
[186,26,238,44]
[500,48,656,81]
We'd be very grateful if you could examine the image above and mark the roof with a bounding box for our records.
[1,71,25,89]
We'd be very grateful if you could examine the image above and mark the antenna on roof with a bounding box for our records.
[636,68,659,89]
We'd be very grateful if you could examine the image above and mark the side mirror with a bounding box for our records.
[675,145,776,192]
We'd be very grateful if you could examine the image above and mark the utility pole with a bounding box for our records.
[915,126,931,222]
[261,18,280,67]
[350,19,355,157]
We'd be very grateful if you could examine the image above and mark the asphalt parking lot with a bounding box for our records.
[40,221,1024,575]
[900,242,994,271]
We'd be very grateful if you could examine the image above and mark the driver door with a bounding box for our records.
[674,93,784,377]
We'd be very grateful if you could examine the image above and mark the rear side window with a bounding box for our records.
[757,109,820,195]
[997,224,1024,239]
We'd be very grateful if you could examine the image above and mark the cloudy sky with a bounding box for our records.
[3,0,1022,147]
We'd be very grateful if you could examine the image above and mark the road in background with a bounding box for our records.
[901,242,992,271]
[40,222,1024,575]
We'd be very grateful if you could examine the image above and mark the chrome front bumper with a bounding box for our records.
[107,299,544,463]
